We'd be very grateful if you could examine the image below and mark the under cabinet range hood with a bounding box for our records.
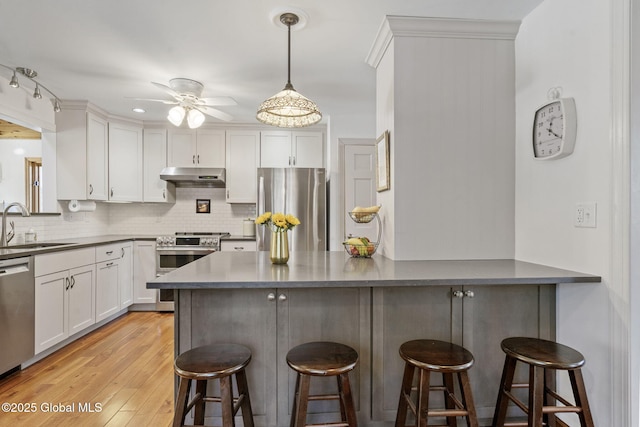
[160,167,226,187]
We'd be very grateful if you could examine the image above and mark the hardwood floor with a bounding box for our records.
[0,312,175,427]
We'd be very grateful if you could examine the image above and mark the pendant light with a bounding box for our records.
[257,13,322,128]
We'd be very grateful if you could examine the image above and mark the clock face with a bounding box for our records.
[533,101,564,158]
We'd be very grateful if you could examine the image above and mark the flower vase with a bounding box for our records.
[270,230,289,264]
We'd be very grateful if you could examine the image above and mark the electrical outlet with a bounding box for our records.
[575,203,597,228]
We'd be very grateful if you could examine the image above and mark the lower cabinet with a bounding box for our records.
[220,240,257,252]
[95,242,134,321]
[96,259,120,322]
[371,285,555,423]
[133,240,157,304]
[178,287,370,427]
[34,248,96,354]
[119,242,133,308]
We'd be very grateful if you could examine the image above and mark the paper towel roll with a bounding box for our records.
[68,200,96,212]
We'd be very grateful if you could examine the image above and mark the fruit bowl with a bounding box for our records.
[343,241,378,258]
[348,211,377,224]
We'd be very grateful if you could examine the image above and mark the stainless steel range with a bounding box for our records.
[155,232,229,310]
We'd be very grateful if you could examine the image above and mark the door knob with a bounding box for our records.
[452,290,464,298]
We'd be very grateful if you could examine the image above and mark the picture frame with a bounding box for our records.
[196,199,210,213]
[376,130,390,192]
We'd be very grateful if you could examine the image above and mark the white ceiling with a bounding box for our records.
[0,0,542,126]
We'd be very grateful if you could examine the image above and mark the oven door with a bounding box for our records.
[155,247,216,311]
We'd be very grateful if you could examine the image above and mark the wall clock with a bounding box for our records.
[532,97,577,160]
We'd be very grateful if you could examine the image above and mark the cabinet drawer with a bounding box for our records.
[96,243,125,262]
[35,247,95,277]
[221,240,256,251]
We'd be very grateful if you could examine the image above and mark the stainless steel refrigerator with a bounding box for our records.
[257,168,326,251]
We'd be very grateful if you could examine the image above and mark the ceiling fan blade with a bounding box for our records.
[151,82,181,99]
[198,106,234,122]
[198,96,238,106]
[129,97,179,105]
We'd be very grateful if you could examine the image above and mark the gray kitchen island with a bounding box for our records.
[148,251,601,427]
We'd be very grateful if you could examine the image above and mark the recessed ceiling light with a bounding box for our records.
[132,107,146,113]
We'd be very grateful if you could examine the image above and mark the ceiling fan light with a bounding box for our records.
[257,87,322,128]
[167,106,186,126]
[187,108,205,129]
[9,72,19,88]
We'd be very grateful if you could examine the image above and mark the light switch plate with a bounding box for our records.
[575,203,597,228]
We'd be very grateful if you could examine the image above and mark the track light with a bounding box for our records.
[9,71,19,88]
[0,64,61,112]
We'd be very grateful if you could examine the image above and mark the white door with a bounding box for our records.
[108,122,143,201]
[260,131,291,167]
[196,129,226,167]
[293,131,324,168]
[96,261,120,322]
[119,244,134,309]
[168,129,197,167]
[34,271,68,354]
[344,143,376,242]
[143,129,170,202]
[67,265,96,335]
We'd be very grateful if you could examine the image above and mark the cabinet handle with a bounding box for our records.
[452,290,464,298]
[110,188,114,197]
[106,262,114,267]
[464,290,475,298]
[65,277,70,291]
[278,294,287,302]
[288,156,292,166]
[121,248,125,258]
[267,292,276,301]
[89,184,93,195]
[197,154,200,164]
[163,189,166,199]
[234,247,244,251]
[193,155,196,164]
[70,276,75,289]
[226,190,230,199]
[106,250,113,255]
[293,156,296,166]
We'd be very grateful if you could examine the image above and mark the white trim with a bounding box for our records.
[610,0,632,426]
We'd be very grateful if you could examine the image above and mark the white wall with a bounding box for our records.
[515,1,614,425]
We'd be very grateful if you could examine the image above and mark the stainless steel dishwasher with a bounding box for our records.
[0,257,34,375]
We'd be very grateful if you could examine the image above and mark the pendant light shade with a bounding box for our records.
[167,105,186,127]
[187,108,205,129]
[257,13,321,128]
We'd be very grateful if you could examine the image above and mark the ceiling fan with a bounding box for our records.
[137,78,236,127]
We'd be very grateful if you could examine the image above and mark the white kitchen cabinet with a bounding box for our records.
[221,240,257,251]
[108,121,143,202]
[168,128,225,168]
[95,242,128,322]
[56,103,109,200]
[133,241,157,305]
[34,248,96,354]
[226,130,260,203]
[143,128,175,203]
[260,131,323,168]
[119,242,133,309]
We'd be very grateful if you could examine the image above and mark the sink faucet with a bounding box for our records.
[1,202,30,247]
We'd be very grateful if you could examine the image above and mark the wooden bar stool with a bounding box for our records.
[173,343,254,427]
[395,339,478,427]
[492,337,594,427]
[286,341,359,427]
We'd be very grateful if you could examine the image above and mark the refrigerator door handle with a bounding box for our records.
[257,176,266,250]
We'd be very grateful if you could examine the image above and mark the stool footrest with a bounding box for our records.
[308,393,340,401]
[427,409,470,417]
[304,423,349,427]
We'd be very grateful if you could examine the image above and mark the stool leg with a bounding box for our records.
[292,374,311,427]
[338,372,358,426]
[568,369,595,427]
[544,368,557,427]
[173,377,192,427]
[337,375,347,422]
[458,370,479,427]
[395,362,415,427]
[290,373,301,427]
[417,369,430,427]
[528,365,544,427]
[193,380,207,425]
[492,355,517,427]
[443,373,457,427]
[236,369,255,427]
[220,376,236,427]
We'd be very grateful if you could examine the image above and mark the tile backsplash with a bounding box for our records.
[5,188,256,242]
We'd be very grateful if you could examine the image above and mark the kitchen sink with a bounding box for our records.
[0,242,74,250]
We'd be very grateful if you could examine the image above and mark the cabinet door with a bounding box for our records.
[96,261,120,322]
[195,129,226,167]
[220,240,257,252]
[277,288,371,426]
[119,243,134,309]
[143,129,174,203]
[293,131,323,168]
[67,265,96,336]
[133,241,158,304]
[168,129,198,167]
[35,271,68,354]
[178,289,277,427]
[260,131,292,167]
[108,122,143,201]
[460,285,555,421]
[371,286,453,422]
[86,112,109,200]
[226,130,260,203]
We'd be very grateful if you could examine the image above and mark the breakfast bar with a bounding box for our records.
[149,251,601,427]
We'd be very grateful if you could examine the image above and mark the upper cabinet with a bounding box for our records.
[168,128,225,168]
[143,129,175,203]
[226,130,260,203]
[108,121,143,202]
[57,103,109,200]
[260,131,324,168]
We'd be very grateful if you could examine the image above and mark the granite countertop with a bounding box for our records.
[148,250,601,289]
[0,235,156,260]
